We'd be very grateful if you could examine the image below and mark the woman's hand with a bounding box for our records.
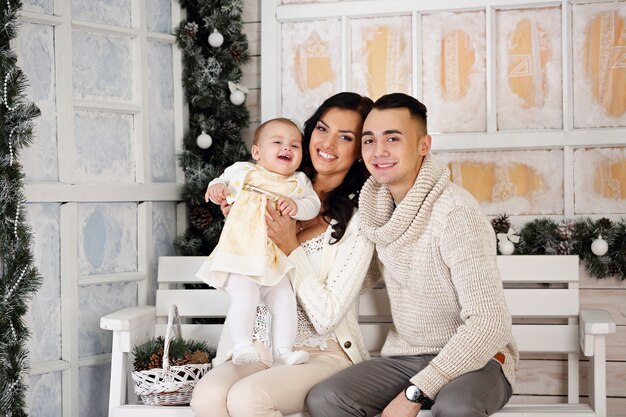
[265,201,300,256]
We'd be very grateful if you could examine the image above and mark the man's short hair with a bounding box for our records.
[373,93,428,134]
[253,117,301,145]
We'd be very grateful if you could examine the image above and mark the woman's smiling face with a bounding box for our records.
[309,107,363,178]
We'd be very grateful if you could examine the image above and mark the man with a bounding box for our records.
[306,93,518,417]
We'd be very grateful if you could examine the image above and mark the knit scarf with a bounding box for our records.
[359,154,450,248]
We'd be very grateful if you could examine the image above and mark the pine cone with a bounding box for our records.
[148,349,164,370]
[173,350,209,366]
[558,219,575,240]
[190,206,213,230]
[188,350,210,364]
[596,218,612,233]
[184,22,198,38]
[174,353,190,366]
[230,45,244,61]
[557,241,573,255]
[491,214,511,234]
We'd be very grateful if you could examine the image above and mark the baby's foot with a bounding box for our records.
[231,341,260,365]
[274,347,309,365]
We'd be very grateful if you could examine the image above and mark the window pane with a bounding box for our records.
[26,203,62,362]
[77,203,138,275]
[72,0,132,28]
[150,202,177,299]
[148,42,176,182]
[281,20,341,126]
[496,7,563,130]
[17,23,58,181]
[574,147,626,214]
[436,149,564,215]
[75,111,135,183]
[146,0,172,33]
[73,30,133,102]
[29,373,62,417]
[78,282,137,357]
[422,11,487,133]
[79,364,112,417]
[573,2,626,128]
[22,0,54,14]
[350,15,413,101]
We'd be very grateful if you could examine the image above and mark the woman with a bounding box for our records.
[191,92,377,417]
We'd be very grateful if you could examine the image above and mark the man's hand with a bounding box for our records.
[277,197,298,217]
[205,183,228,205]
[381,391,421,417]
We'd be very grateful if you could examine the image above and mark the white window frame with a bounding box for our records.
[261,0,626,220]
[18,1,185,416]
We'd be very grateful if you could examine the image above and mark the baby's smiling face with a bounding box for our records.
[251,121,303,176]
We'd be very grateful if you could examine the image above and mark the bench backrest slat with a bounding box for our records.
[156,290,230,318]
[155,256,581,353]
[157,256,206,284]
[358,288,579,318]
[155,323,224,345]
[496,255,578,283]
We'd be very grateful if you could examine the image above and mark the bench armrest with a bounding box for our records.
[100,306,156,332]
[579,308,615,357]
[580,308,616,335]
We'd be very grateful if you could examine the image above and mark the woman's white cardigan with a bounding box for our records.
[214,212,378,365]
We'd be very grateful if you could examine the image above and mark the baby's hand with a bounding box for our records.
[205,183,228,205]
[277,197,298,217]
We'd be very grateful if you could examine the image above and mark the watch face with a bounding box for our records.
[405,385,420,402]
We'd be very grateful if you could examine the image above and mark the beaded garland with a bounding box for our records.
[3,72,16,112]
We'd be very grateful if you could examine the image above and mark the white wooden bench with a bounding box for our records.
[101,255,615,417]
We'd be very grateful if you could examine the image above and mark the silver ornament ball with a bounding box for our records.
[591,236,609,256]
[208,29,224,48]
[498,240,515,255]
[196,131,213,149]
[230,90,246,105]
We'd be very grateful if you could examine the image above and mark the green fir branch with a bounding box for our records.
[175,0,251,256]
[1,1,42,416]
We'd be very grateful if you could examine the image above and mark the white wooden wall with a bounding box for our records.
[244,0,626,416]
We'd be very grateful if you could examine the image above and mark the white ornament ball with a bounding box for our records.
[196,131,213,149]
[498,240,515,255]
[591,236,609,256]
[230,90,246,105]
[208,29,224,48]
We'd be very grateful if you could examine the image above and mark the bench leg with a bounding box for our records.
[589,335,607,417]
[108,332,127,417]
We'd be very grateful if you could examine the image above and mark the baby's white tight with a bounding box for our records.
[223,274,297,352]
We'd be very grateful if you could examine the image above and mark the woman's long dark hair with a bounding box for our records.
[300,92,373,243]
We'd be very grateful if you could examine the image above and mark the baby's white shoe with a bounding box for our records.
[274,347,309,365]
[231,341,260,365]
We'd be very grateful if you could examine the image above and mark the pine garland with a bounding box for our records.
[1,1,42,417]
[174,0,251,256]
[496,215,626,281]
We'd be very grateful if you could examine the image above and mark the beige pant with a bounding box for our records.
[191,340,352,417]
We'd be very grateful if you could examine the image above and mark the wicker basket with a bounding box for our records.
[131,304,212,406]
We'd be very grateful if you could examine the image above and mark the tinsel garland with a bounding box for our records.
[493,215,626,280]
[1,1,42,417]
[173,0,250,256]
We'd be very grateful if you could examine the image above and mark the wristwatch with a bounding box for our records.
[404,385,433,407]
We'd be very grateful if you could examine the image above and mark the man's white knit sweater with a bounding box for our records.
[359,154,519,400]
